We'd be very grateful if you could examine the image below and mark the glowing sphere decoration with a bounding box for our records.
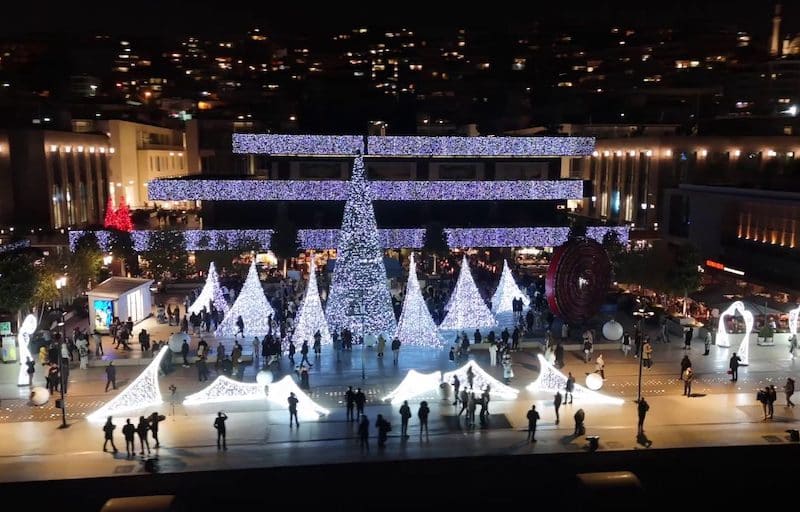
[585,373,604,391]
[168,332,190,353]
[602,320,624,341]
[256,370,274,386]
[546,238,612,324]
[29,387,50,406]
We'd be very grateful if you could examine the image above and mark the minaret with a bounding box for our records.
[771,3,782,58]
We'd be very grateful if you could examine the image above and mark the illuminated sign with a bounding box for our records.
[705,260,745,276]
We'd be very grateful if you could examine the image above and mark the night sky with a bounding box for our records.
[1,0,793,37]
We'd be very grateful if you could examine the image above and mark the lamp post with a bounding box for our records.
[56,316,68,429]
[632,307,655,403]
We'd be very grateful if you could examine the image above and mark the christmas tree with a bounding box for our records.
[491,259,530,314]
[103,196,116,229]
[326,154,397,339]
[114,196,133,232]
[438,254,497,332]
[394,252,444,346]
[291,256,332,345]
[215,260,275,338]
[188,262,230,316]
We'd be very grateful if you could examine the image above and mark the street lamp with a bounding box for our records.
[103,254,113,266]
[56,316,69,429]
[632,307,655,403]
[55,277,67,308]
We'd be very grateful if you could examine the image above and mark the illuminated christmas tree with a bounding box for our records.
[188,262,230,316]
[103,196,116,229]
[394,252,444,346]
[439,254,497,332]
[491,259,530,314]
[291,256,332,345]
[326,154,397,339]
[114,196,133,232]
[215,260,275,338]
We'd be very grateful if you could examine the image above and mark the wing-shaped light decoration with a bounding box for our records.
[17,314,37,386]
[87,346,169,422]
[442,361,518,400]
[716,301,753,365]
[265,376,330,420]
[183,376,266,405]
[382,369,443,404]
[527,354,624,405]
[789,304,800,336]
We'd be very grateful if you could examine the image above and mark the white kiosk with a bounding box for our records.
[87,277,154,333]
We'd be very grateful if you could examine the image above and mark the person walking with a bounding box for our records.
[345,386,356,421]
[679,355,692,380]
[122,418,136,457]
[252,337,260,361]
[25,356,35,386]
[621,332,631,357]
[391,337,401,365]
[595,354,605,379]
[300,340,312,367]
[181,339,190,367]
[583,337,593,363]
[288,340,296,366]
[288,392,299,428]
[555,343,565,368]
[642,340,654,369]
[313,331,322,357]
[683,327,693,350]
[768,385,777,419]
[375,414,391,447]
[105,361,117,392]
[358,414,370,450]
[103,416,118,453]
[451,375,461,406]
[683,367,694,397]
[637,397,650,435]
[149,412,165,448]
[214,412,228,450]
[729,353,741,382]
[488,342,498,367]
[703,330,711,356]
[235,316,245,339]
[790,334,798,360]
[526,404,540,443]
[399,400,412,438]
[553,391,562,425]
[565,372,575,404]
[785,377,796,407]
[136,416,151,455]
[418,401,430,439]
[757,387,770,421]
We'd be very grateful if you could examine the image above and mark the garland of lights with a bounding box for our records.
[265,375,330,419]
[716,301,753,365]
[187,262,230,316]
[394,253,445,347]
[291,256,332,345]
[382,369,443,404]
[87,346,169,422]
[438,255,498,332]
[527,354,624,405]
[230,134,595,157]
[147,179,584,202]
[325,154,397,340]
[442,361,519,400]
[68,226,630,252]
[215,261,275,339]
[0,239,30,254]
[17,314,37,386]
[491,259,530,314]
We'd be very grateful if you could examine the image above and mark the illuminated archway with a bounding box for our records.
[716,301,753,366]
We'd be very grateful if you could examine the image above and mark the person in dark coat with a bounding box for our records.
[679,355,692,380]
[136,416,151,455]
[729,353,741,382]
[553,391,563,425]
[375,414,391,447]
[418,401,430,438]
[105,361,117,392]
[358,414,370,450]
[103,416,118,453]
[637,397,649,434]
[574,408,586,436]
[345,386,356,421]
[526,404,540,442]
[214,412,228,450]
[288,392,299,427]
[149,412,164,448]
[122,418,136,457]
[399,400,412,438]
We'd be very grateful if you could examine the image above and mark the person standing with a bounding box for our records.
[355,388,366,417]
[345,386,356,421]
[683,367,694,397]
[313,330,322,357]
[105,361,117,392]
[358,414,370,450]
[555,343,565,368]
[181,339,190,367]
[136,416,151,455]
[553,391,563,425]
[683,327,693,350]
[565,372,575,404]
[526,404,540,443]
[252,337,260,362]
[288,340,296,366]
[288,392,299,428]
[768,385,777,419]
[122,419,136,457]
[642,340,654,369]
[785,377,796,407]
[197,355,209,382]
[729,353,741,382]
[451,375,461,406]
[25,356,35,386]
[214,412,228,450]
[418,401,430,438]
[300,340,312,367]
[680,355,692,380]
[595,354,605,379]
[391,337,401,365]
[375,414,391,447]
[574,408,586,436]
[637,397,650,435]
[399,400,412,438]
[703,331,711,356]
[488,342,498,367]
[149,412,164,448]
[757,387,770,421]
[622,332,631,357]
[377,335,386,358]
[235,316,245,339]
[103,416,118,453]
[448,346,455,363]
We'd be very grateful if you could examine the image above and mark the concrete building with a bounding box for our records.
[0,130,111,230]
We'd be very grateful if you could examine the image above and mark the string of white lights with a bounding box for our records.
[394,253,445,347]
[183,375,265,404]
[382,369,443,404]
[491,259,530,314]
[187,262,230,316]
[215,261,275,339]
[442,361,519,400]
[439,255,498,332]
[527,354,624,405]
[17,314,36,386]
[715,301,753,365]
[291,256,332,345]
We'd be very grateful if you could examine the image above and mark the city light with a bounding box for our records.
[382,369,442,404]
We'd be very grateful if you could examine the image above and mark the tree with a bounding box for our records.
[601,231,626,282]
[107,228,138,275]
[103,196,116,230]
[666,244,702,315]
[187,262,229,316]
[0,253,37,315]
[394,252,444,346]
[439,254,498,332]
[31,258,61,308]
[423,221,449,274]
[271,214,299,277]
[142,230,188,280]
[326,154,397,339]
[114,196,133,232]
[214,261,275,338]
[70,232,103,292]
[291,256,332,345]
[491,259,530,314]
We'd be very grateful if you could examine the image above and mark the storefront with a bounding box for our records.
[87,277,154,333]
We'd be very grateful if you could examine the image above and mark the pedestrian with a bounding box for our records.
[418,401,430,438]
[554,391,562,425]
[288,340,296,366]
[358,414,370,450]
[149,412,165,448]
[680,355,692,380]
[448,346,455,363]
[399,400,411,438]
[345,386,356,421]
[313,330,322,357]
[595,354,605,379]
[214,411,228,450]
[235,316,244,338]
[375,414,391,447]
[637,397,649,435]
[757,387,770,421]
[768,385,777,419]
[300,340,312,367]
[466,365,475,389]
[355,387,366,417]
[377,335,386,358]
[729,353,741,382]
[574,408,586,436]
[252,337,260,361]
[451,375,461,406]
[683,327,693,350]
[25,356,35,387]
[197,355,209,381]
[502,354,514,384]
[643,340,654,368]
[555,343,565,368]
[683,367,694,397]
[103,416,118,453]
[622,332,631,357]
[288,392,299,427]
[703,331,711,356]
[105,361,117,392]
[391,336,401,365]
[122,418,136,457]
[488,342,498,367]
[526,404,540,442]
[136,416,151,455]
[790,334,798,359]
[786,378,796,407]
[565,372,575,404]
[583,336,592,363]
